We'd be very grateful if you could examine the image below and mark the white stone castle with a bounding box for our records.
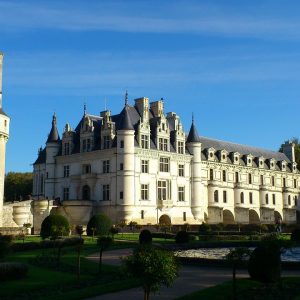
[0,52,299,232]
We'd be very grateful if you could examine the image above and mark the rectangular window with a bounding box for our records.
[294,179,297,188]
[223,191,227,203]
[235,172,239,183]
[103,185,110,201]
[103,160,110,173]
[64,142,70,155]
[141,160,149,173]
[159,138,168,151]
[249,192,253,204]
[120,191,123,199]
[158,181,167,201]
[120,140,124,148]
[178,186,185,201]
[141,135,149,149]
[86,139,91,152]
[141,184,149,200]
[260,175,264,185]
[178,141,184,154]
[222,170,226,182]
[283,178,286,188]
[120,163,124,171]
[82,164,91,174]
[248,173,252,184]
[183,212,186,222]
[63,165,70,178]
[178,164,184,177]
[272,176,275,186]
[141,210,144,219]
[272,194,276,205]
[210,169,214,180]
[82,139,87,152]
[159,157,169,172]
[63,187,69,201]
[103,136,110,149]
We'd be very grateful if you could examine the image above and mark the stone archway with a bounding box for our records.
[82,185,91,201]
[274,210,282,222]
[159,214,171,226]
[223,209,235,224]
[249,210,260,224]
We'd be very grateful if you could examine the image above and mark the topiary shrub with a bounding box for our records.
[175,231,189,244]
[40,214,70,240]
[86,214,112,237]
[0,262,28,280]
[139,229,152,245]
[291,228,300,241]
[199,222,211,233]
[248,242,281,283]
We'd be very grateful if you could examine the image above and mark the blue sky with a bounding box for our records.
[1,0,300,172]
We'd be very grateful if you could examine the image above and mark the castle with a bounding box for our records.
[0,52,299,232]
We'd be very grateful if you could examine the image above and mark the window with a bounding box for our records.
[223,191,227,203]
[178,141,184,154]
[141,210,144,219]
[82,164,91,174]
[120,191,123,199]
[272,194,276,205]
[272,176,275,187]
[235,172,239,183]
[288,195,291,205]
[64,142,70,155]
[283,178,286,188]
[178,164,184,177]
[102,185,110,201]
[222,170,226,182]
[103,160,110,173]
[120,140,124,148]
[82,139,86,152]
[214,190,219,202]
[87,139,91,152]
[183,212,186,222]
[210,169,214,180]
[178,186,185,201]
[294,179,297,188]
[159,157,169,172]
[295,196,298,206]
[120,163,123,171]
[260,175,264,185]
[103,136,110,149]
[63,165,70,178]
[141,184,149,200]
[162,123,165,131]
[265,194,269,205]
[158,181,167,201]
[40,174,44,194]
[141,160,149,173]
[159,138,168,151]
[248,173,252,184]
[141,135,149,149]
[249,192,253,204]
[63,188,69,201]
[240,192,244,204]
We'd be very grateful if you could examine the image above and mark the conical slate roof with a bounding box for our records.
[46,114,60,143]
[186,119,201,143]
[118,104,134,130]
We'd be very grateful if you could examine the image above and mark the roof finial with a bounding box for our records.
[192,112,194,124]
[52,112,57,124]
[84,102,87,116]
[125,90,128,106]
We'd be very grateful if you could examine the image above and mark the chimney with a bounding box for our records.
[150,99,164,117]
[281,140,295,162]
[134,97,149,120]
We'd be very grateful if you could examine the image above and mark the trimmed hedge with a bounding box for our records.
[152,232,175,239]
[40,214,70,239]
[86,214,112,236]
[0,262,28,281]
[175,231,189,244]
[139,230,152,245]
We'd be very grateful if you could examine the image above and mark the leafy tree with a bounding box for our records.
[4,172,33,202]
[123,246,178,300]
[226,248,251,300]
[86,214,112,237]
[97,236,113,274]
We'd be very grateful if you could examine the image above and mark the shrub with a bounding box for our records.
[189,234,198,241]
[240,224,261,233]
[199,222,211,233]
[175,231,189,244]
[248,242,281,283]
[139,230,152,245]
[291,228,300,241]
[110,226,119,237]
[0,235,13,259]
[0,262,28,280]
[151,232,175,239]
[260,224,268,233]
[86,214,112,237]
[40,214,70,239]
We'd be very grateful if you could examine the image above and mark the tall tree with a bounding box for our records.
[4,172,33,202]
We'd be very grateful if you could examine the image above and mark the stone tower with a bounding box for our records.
[0,53,10,226]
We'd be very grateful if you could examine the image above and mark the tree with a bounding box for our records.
[4,172,33,202]
[97,236,113,274]
[123,246,178,300]
[226,248,251,300]
[87,214,112,237]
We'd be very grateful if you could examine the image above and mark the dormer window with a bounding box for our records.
[141,134,149,149]
[159,138,168,151]
[220,150,228,163]
[281,160,287,171]
[232,152,240,165]
[103,136,110,149]
[258,156,265,168]
[293,162,297,173]
[269,158,276,170]
[246,154,253,167]
[177,141,184,154]
[208,148,215,161]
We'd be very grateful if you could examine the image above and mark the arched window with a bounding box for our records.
[82,185,91,200]
[214,190,219,203]
[288,195,291,206]
[294,196,298,206]
[265,194,269,205]
[240,192,244,204]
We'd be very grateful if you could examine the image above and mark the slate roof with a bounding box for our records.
[0,108,7,116]
[46,115,60,143]
[186,122,201,143]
